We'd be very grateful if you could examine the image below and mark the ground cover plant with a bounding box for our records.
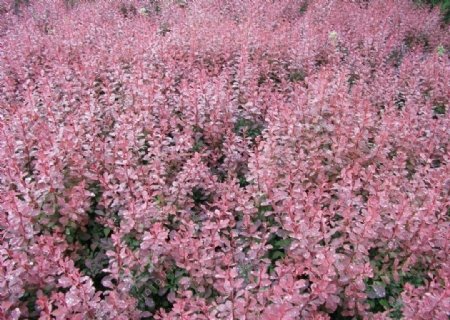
[0,0,449,319]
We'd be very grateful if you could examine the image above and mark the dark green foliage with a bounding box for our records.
[192,186,212,205]
[237,171,249,188]
[366,248,430,319]
[365,271,426,319]
[328,307,359,320]
[441,0,450,22]
[191,138,206,153]
[71,220,113,291]
[166,267,189,291]
[122,233,140,251]
[63,182,114,291]
[254,202,275,224]
[330,230,343,240]
[19,289,39,319]
[130,266,188,316]
[164,213,180,232]
[298,1,309,14]
[266,233,292,274]
[234,117,264,141]
[433,103,446,117]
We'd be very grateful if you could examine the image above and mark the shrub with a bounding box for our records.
[0,0,448,319]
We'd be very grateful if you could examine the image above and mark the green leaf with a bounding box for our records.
[274,238,292,248]
[379,299,390,309]
[103,227,111,237]
[437,44,446,56]
[270,251,285,260]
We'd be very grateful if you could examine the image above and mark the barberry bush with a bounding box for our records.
[0,0,449,319]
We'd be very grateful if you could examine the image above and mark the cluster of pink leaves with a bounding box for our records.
[0,0,449,319]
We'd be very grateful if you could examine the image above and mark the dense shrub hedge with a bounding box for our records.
[0,0,449,319]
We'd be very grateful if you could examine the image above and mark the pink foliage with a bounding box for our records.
[0,0,449,319]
